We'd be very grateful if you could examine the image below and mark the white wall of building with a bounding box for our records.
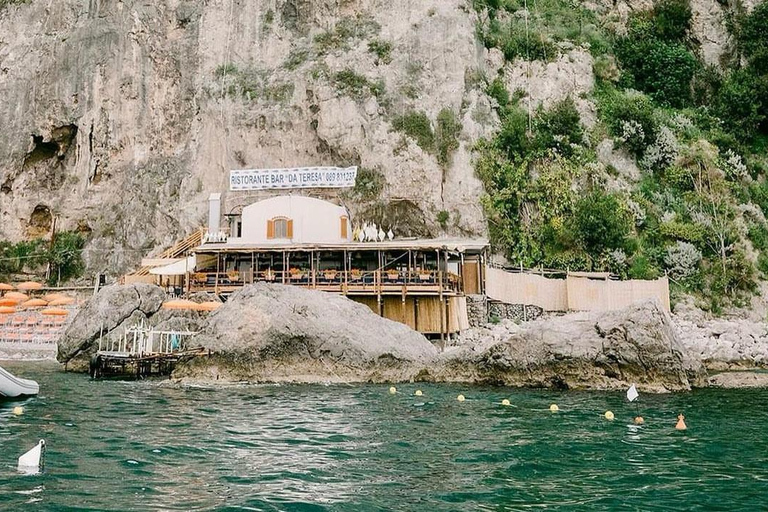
[230,195,351,244]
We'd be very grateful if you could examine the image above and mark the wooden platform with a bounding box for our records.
[89,348,207,379]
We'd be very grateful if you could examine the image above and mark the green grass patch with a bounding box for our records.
[368,39,393,65]
[331,69,385,101]
[314,15,381,54]
[392,111,435,153]
[474,0,611,62]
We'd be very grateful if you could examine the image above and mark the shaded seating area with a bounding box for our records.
[0,282,77,345]
[185,244,474,297]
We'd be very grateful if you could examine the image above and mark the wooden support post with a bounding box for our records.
[377,250,383,317]
[479,251,485,295]
[343,249,348,295]
[251,252,255,284]
[438,249,445,349]
[311,250,316,289]
[414,297,419,332]
[215,253,220,295]
[407,249,412,285]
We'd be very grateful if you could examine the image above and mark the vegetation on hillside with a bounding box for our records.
[0,231,86,285]
[473,0,768,312]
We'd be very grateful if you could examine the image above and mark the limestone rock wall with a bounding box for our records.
[0,0,743,279]
[0,0,492,276]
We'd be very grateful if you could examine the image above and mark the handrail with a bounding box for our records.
[189,269,462,293]
[128,229,204,277]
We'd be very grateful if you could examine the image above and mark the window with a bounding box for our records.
[274,218,288,238]
[267,217,293,239]
[340,216,348,239]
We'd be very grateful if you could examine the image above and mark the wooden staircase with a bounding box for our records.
[125,229,204,279]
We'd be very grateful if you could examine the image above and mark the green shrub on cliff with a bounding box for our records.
[534,97,583,157]
[332,69,385,101]
[573,191,632,255]
[713,69,766,141]
[732,1,768,75]
[0,0,28,11]
[48,231,86,285]
[435,109,462,167]
[474,0,609,62]
[314,15,381,54]
[392,111,434,153]
[0,231,86,284]
[615,0,698,107]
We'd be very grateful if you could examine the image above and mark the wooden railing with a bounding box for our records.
[189,269,462,294]
[126,229,204,278]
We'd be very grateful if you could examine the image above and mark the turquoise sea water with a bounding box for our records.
[1,362,768,511]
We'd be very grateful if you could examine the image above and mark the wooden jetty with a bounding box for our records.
[91,323,204,379]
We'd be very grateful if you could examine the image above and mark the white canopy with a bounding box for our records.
[149,255,196,276]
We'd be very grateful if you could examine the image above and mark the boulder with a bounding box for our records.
[174,283,438,383]
[57,284,166,367]
[674,315,768,370]
[708,371,768,388]
[432,300,706,392]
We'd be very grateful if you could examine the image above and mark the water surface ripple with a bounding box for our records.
[1,362,767,510]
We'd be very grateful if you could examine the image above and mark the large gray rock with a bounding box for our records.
[174,283,438,383]
[57,284,166,366]
[674,316,768,370]
[433,300,706,392]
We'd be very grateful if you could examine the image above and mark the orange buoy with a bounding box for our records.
[634,416,645,425]
[675,414,687,431]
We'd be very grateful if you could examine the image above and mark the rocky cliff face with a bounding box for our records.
[0,0,493,275]
[0,0,743,277]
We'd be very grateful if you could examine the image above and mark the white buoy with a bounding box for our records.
[18,440,45,474]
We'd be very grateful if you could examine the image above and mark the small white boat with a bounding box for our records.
[0,365,39,398]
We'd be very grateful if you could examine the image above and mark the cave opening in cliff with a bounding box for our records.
[23,135,59,167]
[27,204,53,238]
[22,124,79,169]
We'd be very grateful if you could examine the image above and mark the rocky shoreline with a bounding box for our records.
[53,283,768,391]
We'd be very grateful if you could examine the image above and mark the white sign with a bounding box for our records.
[229,166,358,191]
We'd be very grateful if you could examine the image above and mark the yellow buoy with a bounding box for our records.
[389,386,397,395]
[457,394,466,402]
[12,406,23,416]
[501,399,511,406]
[414,390,423,396]
[549,404,559,412]
[676,414,687,431]
[604,411,615,420]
